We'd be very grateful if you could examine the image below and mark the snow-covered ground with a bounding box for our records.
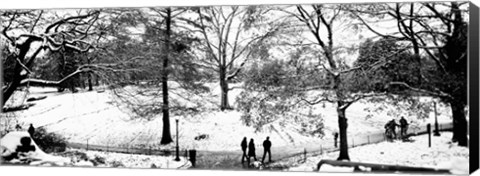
[60,148,191,169]
[1,85,453,153]
[0,131,190,169]
[285,132,469,174]
[0,131,71,166]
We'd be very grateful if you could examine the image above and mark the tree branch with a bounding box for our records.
[45,11,100,33]
[343,92,387,109]
[339,46,411,75]
[299,96,335,105]
[351,11,404,40]
[19,68,91,87]
[197,8,221,65]
[29,10,44,33]
[15,58,32,75]
[2,11,17,45]
[387,81,453,99]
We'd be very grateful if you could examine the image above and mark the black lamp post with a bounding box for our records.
[174,116,180,161]
[433,102,441,136]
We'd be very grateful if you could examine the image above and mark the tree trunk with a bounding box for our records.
[2,64,23,107]
[88,74,93,91]
[332,74,350,161]
[80,76,86,89]
[95,75,99,86]
[70,81,77,93]
[446,2,467,147]
[450,100,468,147]
[2,40,32,107]
[87,58,93,91]
[219,67,231,111]
[160,8,173,145]
[336,106,350,161]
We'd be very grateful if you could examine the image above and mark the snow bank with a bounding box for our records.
[318,164,355,172]
[69,149,191,169]
[288,132,468,174]
[1,131,70,166]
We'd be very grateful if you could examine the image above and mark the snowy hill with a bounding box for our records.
[1,84,452,152]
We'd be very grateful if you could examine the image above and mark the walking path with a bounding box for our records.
[66,122,453,170]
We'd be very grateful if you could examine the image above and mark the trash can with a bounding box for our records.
[189,150,196,167]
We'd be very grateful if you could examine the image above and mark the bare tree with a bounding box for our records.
[180,6,282,110]
[95,7,204,145]
[276,4,415,161]
[1,10,105,108]
[351,2,469,146]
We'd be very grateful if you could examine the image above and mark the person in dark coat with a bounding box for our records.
[241,137,248,163]
[247,139,257,165]
[262,136,272,163]
[385,119,399,140]
[399,116,409,139]
[15,124,22,131]
[28,124,35,137]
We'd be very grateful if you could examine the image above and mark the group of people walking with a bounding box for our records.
[384,116,409,141]
[236,117,409,167]
[241,136,272,165]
